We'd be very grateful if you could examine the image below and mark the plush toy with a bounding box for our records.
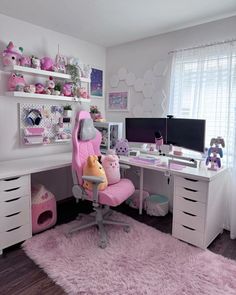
[40,57,54,71]
[83,155,108,191]
[8,73,26,91]
[77,87,89,99]
[101,154,120,185]
[24,84,36,93]
[35,83,45,94]
[45,76,55,94]
[63,82,73,96]
[2,41,23,66]
[115,139,129,156]
[19,56,31,67]
[31,56,41,69]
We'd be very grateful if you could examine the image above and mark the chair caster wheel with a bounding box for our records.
[98,240,107,249]
[123,226,130,233]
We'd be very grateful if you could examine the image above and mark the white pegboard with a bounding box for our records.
[19,102,72,146]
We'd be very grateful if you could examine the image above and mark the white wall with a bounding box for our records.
[106,16,236,205]
[0,14,106,200]
[0,13,106,161]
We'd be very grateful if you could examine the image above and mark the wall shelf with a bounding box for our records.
[4,65,91,83]
[6,91,91,103]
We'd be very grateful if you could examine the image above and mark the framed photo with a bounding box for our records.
[90,68,103,98]
[107,91,129,111]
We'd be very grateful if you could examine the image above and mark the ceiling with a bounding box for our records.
[0,0,236,47]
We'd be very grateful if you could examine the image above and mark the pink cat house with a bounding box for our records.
[31,184,57,234]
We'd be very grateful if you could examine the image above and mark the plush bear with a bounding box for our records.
[115,139,129,156]
[101,154,120,185]
[83,155,108,191]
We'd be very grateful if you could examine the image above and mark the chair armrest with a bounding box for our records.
[82,175,105,184]
[120,164,131,170]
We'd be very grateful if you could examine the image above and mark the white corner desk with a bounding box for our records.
[0,152,227,253]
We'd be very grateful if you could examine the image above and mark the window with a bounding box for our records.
[169,42,236,166]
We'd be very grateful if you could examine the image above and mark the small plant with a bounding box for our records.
[64,104,72,111]
[54,82,62,92]
[66,64,81,94]
[90,105,100,114]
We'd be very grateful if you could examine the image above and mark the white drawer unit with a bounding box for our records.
[0,174,32,254]
[172,174,225,249]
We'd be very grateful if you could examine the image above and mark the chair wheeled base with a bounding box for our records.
[68,205,130,249]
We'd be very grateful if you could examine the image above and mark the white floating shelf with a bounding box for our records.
[4,65,91,83]
[6,91,91,103]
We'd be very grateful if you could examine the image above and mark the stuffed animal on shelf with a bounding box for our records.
[8,72,26,91]
[2,41,23,66]
[101,154,120,185]
[83,155,108,191]
[35,83,45,94]
[19,56,31,67]
[45,76,55,95]
[63,82,73,96]
[31,56,41,69]
[206,136,225,171]
[115,139,129,156]
[24,85,36,93]
[40,57,54,71]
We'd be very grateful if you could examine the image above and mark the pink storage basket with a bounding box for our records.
[126,189,149,209]
[31,184,57,234]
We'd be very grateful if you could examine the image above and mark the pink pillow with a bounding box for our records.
[101,155,120,185]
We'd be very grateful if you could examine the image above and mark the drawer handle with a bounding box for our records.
[5,197,21,203]
[4,177,20,182]
[6,226,21,232]
[5,212,21,218]
[182,225,196,231]
[183,197,197,202]
[4,187,20,192]
[184,187,197,192]
[183,211,196,217]
[184,178,198,182]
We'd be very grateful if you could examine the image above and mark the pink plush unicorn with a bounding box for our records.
[101,154,120,185]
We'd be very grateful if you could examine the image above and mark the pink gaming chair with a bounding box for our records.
[70,110,135,248]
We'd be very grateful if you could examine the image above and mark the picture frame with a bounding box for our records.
[90,68,103,98]
[107,91,129,111]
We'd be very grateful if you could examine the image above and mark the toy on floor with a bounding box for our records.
[31,184,57,234]
[83,155,108,191]
[206,136,225,171]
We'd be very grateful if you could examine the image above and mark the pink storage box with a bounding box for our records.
[126,189,149,209]
[31,184,57,234]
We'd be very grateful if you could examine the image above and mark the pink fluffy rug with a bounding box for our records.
[23,212,236,295]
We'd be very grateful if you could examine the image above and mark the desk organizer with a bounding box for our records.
[19,103,72,146]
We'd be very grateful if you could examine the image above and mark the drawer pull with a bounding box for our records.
[5,212,21,218]
[184,187,197,193]
[183,211,196,217]
[4,187,20,192]
[6,226,21,232]
[182,225,196,231]
[5,197,21,203]
[184,178,198,182]
[4,177,20,182]
[183,197,197,202]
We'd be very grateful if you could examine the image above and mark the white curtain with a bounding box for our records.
[169,41,236,238]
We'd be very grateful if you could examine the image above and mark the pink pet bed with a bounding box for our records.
[31,184,57,234]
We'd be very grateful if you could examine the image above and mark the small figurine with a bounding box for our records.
[24,85,36,93]
[206,136,225,171]
[8,72,26,91]
[77,87,89,99]
[31,56,41,69]
[40,57,54,71]
[63,82,73,96]
[45,76,55,94]
[35,83,45,94]
[19,56,31,67]
[2,41,23,66]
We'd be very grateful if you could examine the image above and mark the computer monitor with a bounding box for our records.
[125,118,167,144]
[125,117,206,153]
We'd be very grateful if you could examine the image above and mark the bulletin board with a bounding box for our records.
[19,103,72,146]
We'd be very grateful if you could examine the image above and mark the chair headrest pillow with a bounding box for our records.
[78,118,97,141]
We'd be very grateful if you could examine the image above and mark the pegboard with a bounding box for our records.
[19,102,72,146]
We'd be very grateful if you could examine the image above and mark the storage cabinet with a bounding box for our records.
[94,122,123,153]
[172,174,225,249]
[0,175,32,254]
